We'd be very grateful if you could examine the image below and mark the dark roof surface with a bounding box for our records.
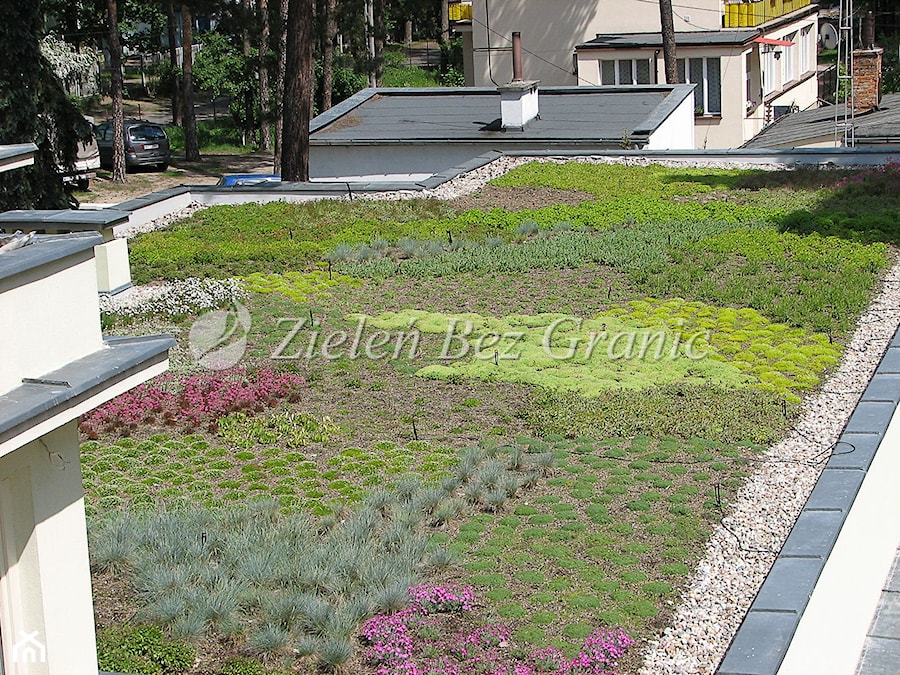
[577,30,759,49]
[310,86,695,144]
[744,94,900,148]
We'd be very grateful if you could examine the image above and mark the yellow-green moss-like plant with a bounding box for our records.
[241,270,361,303]
[357,301,841,402]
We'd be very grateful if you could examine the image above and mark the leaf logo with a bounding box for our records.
[189,301,252,370]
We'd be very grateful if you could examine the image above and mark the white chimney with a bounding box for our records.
[499,32,540,130]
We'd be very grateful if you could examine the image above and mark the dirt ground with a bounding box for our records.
[73,151,275,205]
[448,185,595,212]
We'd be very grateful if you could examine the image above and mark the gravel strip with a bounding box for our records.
[637,261,900,675]
[114,202,207,239]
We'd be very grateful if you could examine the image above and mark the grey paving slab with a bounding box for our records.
[870,591,900,639]
[718,611,799,675]
[751,558,821,612]
[780,510,845,558]
[845,401,897,435]
[875,347,900,374]
[862,374,900,403]
[856,636,900,674]
[804,468,866,512]
[889,329,900,348]
[827,433,882,470]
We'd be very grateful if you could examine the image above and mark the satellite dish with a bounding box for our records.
[821,23,839,51]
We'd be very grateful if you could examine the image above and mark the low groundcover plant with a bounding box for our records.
[362,584,634,675]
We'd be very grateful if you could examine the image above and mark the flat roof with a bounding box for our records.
[310,86,696,145]
[577,30,759,50]
[744,94,900,148]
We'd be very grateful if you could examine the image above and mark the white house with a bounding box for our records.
[452,0,819,148]
[0,150,173,674]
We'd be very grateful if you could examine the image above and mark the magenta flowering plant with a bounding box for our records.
[79,367,305,438]
[408,583,476,614]
[361,585,634,675]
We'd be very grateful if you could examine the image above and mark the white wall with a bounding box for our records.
[647,94,696,150]
[310,144,490,181]
[0,422,97,675]
[470,0,722,87]
[0,256,102,396]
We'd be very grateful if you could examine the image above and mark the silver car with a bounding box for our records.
[96,120,171,171]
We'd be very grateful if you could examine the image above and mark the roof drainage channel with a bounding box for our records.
[717,327,900,674]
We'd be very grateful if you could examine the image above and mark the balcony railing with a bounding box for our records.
[724,0,812,28]
[449,2,473,22]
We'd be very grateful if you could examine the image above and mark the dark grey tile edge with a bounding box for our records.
[717,611,801,675]
[861,373,900,403]
[844,400,896,435]
[804,468,866,512]
[876,346,900,374]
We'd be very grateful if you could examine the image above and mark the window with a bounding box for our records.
[600,58,654,85]
[799,26,811,74]
[783,32,797,84]
[677,57,722,115]
[763,48,778,95]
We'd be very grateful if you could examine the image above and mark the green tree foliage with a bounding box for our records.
[0,1,91,210]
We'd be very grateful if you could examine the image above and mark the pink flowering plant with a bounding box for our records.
[79,367,304,438]
[361,585,634,675]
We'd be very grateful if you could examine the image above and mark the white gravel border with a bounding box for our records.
[119,156,897,674]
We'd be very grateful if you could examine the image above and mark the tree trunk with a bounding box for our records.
[107,0,127,183]
[322,0,337,110]
[365,0,375,87]
[259,0,272,149]
[166,0,183,126]
[281,0,314,181]
[373,0,384,86]
[181,5,200,161]
[242,0,254,146]
[440,0,449,45]
[659,0,678,84]
[274,0,288,172]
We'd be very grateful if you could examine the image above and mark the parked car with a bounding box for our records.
[60,116,101,190]
[95,119,171,171]
[217,174,281,187]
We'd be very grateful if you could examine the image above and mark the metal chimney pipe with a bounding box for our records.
[512,32,523,81]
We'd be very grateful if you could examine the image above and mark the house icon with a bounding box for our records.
[11,630,46,663]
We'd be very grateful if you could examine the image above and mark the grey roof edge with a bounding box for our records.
[0,143,38,164]
[0,334,175,444]
[715,326,900,675]
[114,186,193,212]
[0,209,131,232]
[576,29,760,49]
[0,233,103,287]
[416,151,504,189]
[309,88,380,134]
[636,84,696,135]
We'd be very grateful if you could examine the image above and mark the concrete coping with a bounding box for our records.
[0,334,175,447]
[0,232,102,287]
[0,209,131,233]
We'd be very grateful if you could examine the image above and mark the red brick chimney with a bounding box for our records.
[852,11,882,114]
[852,48,883,113]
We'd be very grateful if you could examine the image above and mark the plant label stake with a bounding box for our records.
[328,260,333,280]
[714,483,722,509]
[447,230,453,245]
[494,349,499,366]
[309,309,314,326]
[412,419,419,441]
